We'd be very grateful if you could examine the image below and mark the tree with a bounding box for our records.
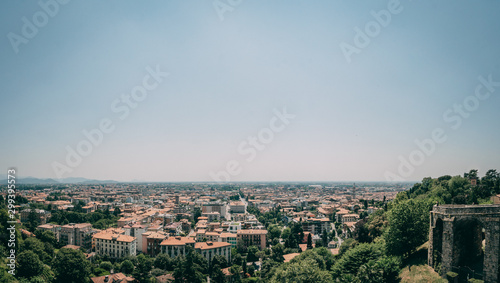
[154,253,173,271]
[306,233,313,250]
[173,248,205,283]
[120,259,134,274]
[271,243,285,263]
[34,230,57,247]
[99,261,113,272]
[321,229,328,247]
[246,246,259,262]
[27,209,40,232]
[52,248,91,283]
[290,247,336,270]
[236,238,247,254]
[385,199,429,258]
[281,227,291,240]
[331,242,384,279]
[17,251,44,279]
[113,207,121,217]
[21,237,51,262]
[133,254,153,282]
[193,207,202,223]
[268,224,281,242]
[339,238,358,255]
[269,258,333,283]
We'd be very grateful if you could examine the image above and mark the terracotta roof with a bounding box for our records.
[91,273,135,283]
[160,236,195,246]
[237,229,268,235]
[93,232,136,243]
[284,253,300,262]
[195,241,231,250]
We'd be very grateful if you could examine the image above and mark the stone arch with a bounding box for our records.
[428,204,500,283]
[453,217,485,278]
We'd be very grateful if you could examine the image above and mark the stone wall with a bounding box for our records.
[428,204,500,283]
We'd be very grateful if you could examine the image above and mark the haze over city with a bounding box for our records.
[1,1,500,182]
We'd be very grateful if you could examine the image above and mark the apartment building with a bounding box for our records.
[160,236,195,258]
[59,223,93,250]
[37,223,61,241]
[202,202,227,219]
[237,229,268,250]
[301,218,331,235]
[124,224,147,252]
[220,233,237,247]
[20,209,51,225]
[195,241,232,263]
[341,214,360,224]
[93,232,137,259]
[229,202,245,214]
[202,212,220,222]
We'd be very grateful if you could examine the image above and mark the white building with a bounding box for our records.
[195,241,232,263]
[124,224,147,252]
[93,232,137,259]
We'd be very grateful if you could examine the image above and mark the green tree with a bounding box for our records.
[133,254,153,282]
[17,250,44,279]
[154,253,173,271]
[269,258,333,283]
[331,242,384,279]
[271,243,285,263]
[385,199,429,258]
[246,246,259,262]
[173,247,206,283]
[52,248,91,283]
[267,224,281,242]
[306,233,313,249]
[21,237,51,262]
[113,207,121,217]
[99,261,113,272]
[27,209,40,232]
[290,247,336,270]
[321,229,328,247]
[120,259,134,274]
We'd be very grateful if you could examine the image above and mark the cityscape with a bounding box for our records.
[2,1,500,283]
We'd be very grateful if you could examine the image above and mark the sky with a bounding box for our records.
[1,0,500,183]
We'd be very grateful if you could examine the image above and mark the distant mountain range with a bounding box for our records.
[0,176,118,185]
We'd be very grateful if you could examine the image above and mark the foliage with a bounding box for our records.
[331,241,383,278]
[154,253,174,271]
[246,246,260,262]
[271,243,285,263]
[17,250,44,279]
[132,254,154,282]
[173,248,207,283]
[99,261,113,272]
[339,238,358,255]
[269,258,333,283]
[289,247,335,270]
[52,248,91,283]
[384,199,430,258]
[120,259,134,274]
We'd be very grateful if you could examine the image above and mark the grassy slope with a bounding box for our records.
[399,242,447,283]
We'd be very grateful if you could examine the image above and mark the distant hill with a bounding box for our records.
[1,176,118,185]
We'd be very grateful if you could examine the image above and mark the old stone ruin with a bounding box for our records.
[428,204,500,282]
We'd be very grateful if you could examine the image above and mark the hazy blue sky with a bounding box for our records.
[1,0,500,182]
